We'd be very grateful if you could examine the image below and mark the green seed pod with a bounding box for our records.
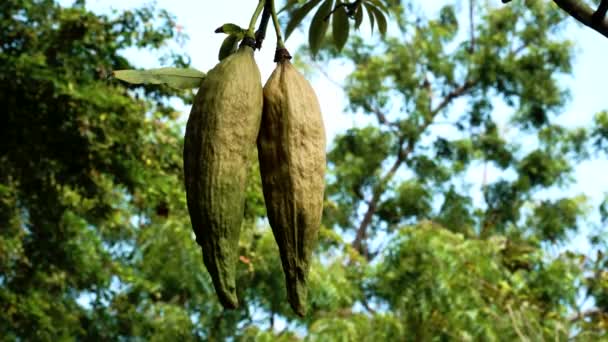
[183,44,263,309]
[257,60,326,316]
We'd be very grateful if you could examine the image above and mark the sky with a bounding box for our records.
[61,0,608,251]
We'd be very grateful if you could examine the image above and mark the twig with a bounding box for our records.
[569,309,603,322]
[506,304,529,341]
[325,2,349,21]
[431,80,473,116]
[324,0,361,21]
[255,0,272,49]
[469,0,475,52]
[360,297,377,314]
[311,60,343,87]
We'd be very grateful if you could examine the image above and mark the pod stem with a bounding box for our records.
[270,0,286,49]
[255,0,272,49]
[269,0,291,62]
[248,0,266,39]
[274,47,292,63]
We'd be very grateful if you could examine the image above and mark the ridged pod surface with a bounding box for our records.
[183,45,263,309]
[257,60,326,316]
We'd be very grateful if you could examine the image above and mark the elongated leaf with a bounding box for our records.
[333,0,349,51]
[219,34,240,61]
[354,4,364,29]
[285,0,323,40]
[279,0,300,14]
[113,68,205,89]
[367,0,389,14]
[216,23,245,35]
[364,3,376,33]
[309,0,334,56]
[368,4,387,36]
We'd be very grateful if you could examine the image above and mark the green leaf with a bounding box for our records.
[279,0,300,14]
[354,4,364,29]
[333,0,349,51]
[366,0,389,14]
[368,4,387,36]
[219,34,240,61]
[216,23,245,35]
[364,3,375,33]
[309,0,334,56]
[113,68,205,89]
[285,0,323,40]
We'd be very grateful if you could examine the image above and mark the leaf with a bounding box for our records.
[285,0,323,40]
[368,4,387,36]
[367,0,389,14]
[354,4,364,29]
[113,68,205,89]
[364,3,376,33]
[332,0,349,51]
[309,0,334,56]
[219,34,240,61]
[215,23,245,35]
[279,0,300,14]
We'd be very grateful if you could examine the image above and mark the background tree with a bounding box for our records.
[0,0,225,339]
[1,0,607,340]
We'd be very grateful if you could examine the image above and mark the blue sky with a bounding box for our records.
[63,0,608,250]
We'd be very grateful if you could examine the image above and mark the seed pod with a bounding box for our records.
[183,44,263,309]
[257,59,326,316]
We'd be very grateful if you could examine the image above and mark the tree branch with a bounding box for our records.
[372,107,388,124]
[325,0,361,21]
[351,136,407,257]
[372,106,402,130]
[311,60,343,88]
[503,0,608,38]
[593,0,608,25]
[552,0,608,38]
[469,0,475,53]
[569,308,604,322]
[431,80,474,116]
[360,297,377,314]
[350,80,474,258]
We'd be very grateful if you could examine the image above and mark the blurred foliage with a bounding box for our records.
[1,0,607,340]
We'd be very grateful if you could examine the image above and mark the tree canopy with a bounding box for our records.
[1,0,607,340]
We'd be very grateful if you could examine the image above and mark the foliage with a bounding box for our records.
[282,0,608,52]
[1,0,607,340]
[282,0,390,54]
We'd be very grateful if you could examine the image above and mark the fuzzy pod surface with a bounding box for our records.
[257,60,326,316]
[183,45,263,309]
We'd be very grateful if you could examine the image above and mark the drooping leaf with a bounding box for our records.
[279,0,301,14]
[354,4,364,29]
[285,0,323,40]
[112,68,205,89]
[219,34,240,61]
[215,23,245,35]
[368,4,387,36]
[364,3,376,33]
[309,0,334,56]
[333,0,350,51]
[367,0,389,14]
